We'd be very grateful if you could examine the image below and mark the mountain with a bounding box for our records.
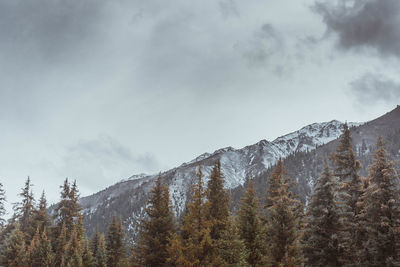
[79,106,400,242]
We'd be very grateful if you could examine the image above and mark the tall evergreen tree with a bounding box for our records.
[54,223,68,267]
[331,123,362,265]
[0,182,6,228]
[54,178,82,239]
[237,180,265,267]
[136,174,175,267]
[32,191,51,234]
[265,159,304,267]
[357,136,400,266]
[82,239,94,267]
[205,160,230,240]
[65,226,83,267]
[13,177,35,239]
[106,216,126,267]
[170,167,214,266]
[303,162,340,267]
[27,227,54,266]
[0,224,27,267]
[215,221,248,267]
[92,232,108,267]
[38,230,54,267]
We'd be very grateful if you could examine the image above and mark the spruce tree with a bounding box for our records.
[106,216,126,267]
[136,174,175,267]
[265,159,304,267]
[0,182,6,228]
[173,167,214,266]
[13,177,35,240]
[54,178,82,239]
[0,224,27,267]
[65,226,83,267]
[205,160,230,240]
[331,123,362,265]
[303,162,340,267]
[32,191,51,234]
[82,239,94,267]
[92,231,107,267]
[357,136,400,266]
[54,223,68,267]
[166,233,191,267]
[215,218,248,267]
[38,230,54,267]
[237,180,265,267]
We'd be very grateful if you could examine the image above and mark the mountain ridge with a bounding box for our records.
[78,117,364,241]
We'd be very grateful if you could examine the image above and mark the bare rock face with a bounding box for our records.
[79,106,400,243]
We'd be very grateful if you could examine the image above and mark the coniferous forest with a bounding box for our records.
[0,124,399,266]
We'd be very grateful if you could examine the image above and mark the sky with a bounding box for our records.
[1,0,400,213]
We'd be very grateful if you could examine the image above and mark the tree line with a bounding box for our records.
[0,124,399,266]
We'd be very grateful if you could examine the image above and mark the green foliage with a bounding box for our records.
[356,136,400,266]
[106,216,127,267]
[237,181,265,267]
[265,159,304,267]
[0,224,27,267]
[206,160,230,240]
[136,174,176,266]
[331,123,362,265]
[92,231,108,267]
[13,177,36,241]
[303,162,340,266]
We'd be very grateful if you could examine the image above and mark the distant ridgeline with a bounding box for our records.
[0,106,399,266]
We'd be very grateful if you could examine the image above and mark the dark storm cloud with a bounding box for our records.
[314,0,400,57]
[350,73,400,105]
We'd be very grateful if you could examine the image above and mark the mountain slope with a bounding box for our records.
[79,118,363,241]
[80,106,400,243]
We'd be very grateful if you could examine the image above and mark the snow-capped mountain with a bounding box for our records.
[79,106,400,243]
[79,119,360,241]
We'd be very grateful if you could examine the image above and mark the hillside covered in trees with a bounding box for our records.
[0,122,399,266]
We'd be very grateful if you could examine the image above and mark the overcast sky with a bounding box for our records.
[1,0,400,212]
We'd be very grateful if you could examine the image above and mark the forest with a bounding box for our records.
[0,124,399,267]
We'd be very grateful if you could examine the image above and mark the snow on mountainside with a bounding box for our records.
[79,119,358,241]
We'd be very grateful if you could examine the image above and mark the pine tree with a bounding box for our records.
[65,226,83,267]
[0,224,27,267]
[54,178,82,239]
[38,229,54,267]
[82,239,95,267]
[0,182,6,228]
[168,167,214,266]
[303,162,340,267]
[265,159,304,267]
[331,123,362,265]
[237,180,265,267]
[13,177,35,240]
[357,136,400,266]
[215,219,248,267]
[205,160,230,240]
[92,232,108,267]
[54,223,68,267]
[166,234,191,267]
[136,174,175,267]
[32,191,51,234]
[106,216,126,267]
[27,227,53,266]
[27,227,41,266]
